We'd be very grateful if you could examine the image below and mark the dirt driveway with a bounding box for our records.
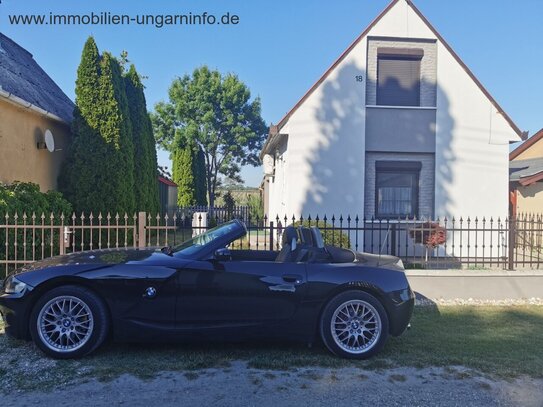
[2,362,542,407]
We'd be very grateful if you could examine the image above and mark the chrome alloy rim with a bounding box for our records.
[330,299,381,354]
[37,296,94,353]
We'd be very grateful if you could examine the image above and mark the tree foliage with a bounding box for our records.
[99,52,136,214]
[60,37,159,216]
[0,182,72,265]
[152,66,267,210]
[247,194,264,221]
[222,191,236,219]
[124,65,160,213]
[172,144,196,206]
[292,220,351,248]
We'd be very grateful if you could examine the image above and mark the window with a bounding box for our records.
[377,48,423,106]
[375,161,421,218]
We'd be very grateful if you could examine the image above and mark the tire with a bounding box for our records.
[320,290,389,359]
[29,285,109,359]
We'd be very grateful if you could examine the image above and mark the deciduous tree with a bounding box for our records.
[152,66,267,211]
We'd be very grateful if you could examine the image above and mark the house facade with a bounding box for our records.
[510,128,543,216]
[0,33,74,192]
[261,0,524,222]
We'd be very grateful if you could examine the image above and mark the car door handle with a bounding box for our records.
[282,274,303,284]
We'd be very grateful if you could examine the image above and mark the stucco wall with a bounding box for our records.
[516,183,543,214]
[276,37,368,219]
[0,99,70,191]
[513,137,543,161]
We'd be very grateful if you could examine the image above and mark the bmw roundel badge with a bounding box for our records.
[144,287,157,299]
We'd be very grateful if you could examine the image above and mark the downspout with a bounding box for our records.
[0,85,68,125]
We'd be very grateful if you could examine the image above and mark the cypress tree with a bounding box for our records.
[98,52,136,215]
[172,143,196,206]
[193,147,208,205]
[124,65,160,214]
[59,38,137,215]
[59,37,109,214]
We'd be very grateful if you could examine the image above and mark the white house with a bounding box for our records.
[261,0,524,224]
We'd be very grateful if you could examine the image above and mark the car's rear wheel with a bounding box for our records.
[320,290,389,359]
[30,285,109,359]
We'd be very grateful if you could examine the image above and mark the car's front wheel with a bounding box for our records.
[29,285,109,359]
[320,290,389,359]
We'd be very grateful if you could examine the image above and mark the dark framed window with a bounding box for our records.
[375,161,421,218]
[377,48,423,106]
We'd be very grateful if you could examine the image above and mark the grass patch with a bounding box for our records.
[1,305,542,393]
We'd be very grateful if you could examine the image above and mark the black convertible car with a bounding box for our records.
[0,220,414,359]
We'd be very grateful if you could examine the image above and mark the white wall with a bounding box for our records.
[277,37,367,220]
[434,41,516,219]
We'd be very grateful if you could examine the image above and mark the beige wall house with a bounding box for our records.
[510,129,543,215]
[0,33,74,192]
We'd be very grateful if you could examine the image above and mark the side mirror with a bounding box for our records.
[214,248,232,261]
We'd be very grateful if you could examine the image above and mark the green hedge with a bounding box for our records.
[292,220,351,248]
[0,183,72,271]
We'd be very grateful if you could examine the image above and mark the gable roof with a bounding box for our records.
[510,128,543,161]
[0,32,74,124]
[510,157,543,185]
[263,0,524,156]
[158,176,177,187]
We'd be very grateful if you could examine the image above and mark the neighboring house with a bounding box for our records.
[510,128,543,216]
[261,0,525,222]
[0,32,74,191]
[158,176,178,217]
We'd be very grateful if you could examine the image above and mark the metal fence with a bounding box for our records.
[1,211,542,277]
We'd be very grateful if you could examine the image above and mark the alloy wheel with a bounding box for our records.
[37,295,94,353]
[330,299,381,354]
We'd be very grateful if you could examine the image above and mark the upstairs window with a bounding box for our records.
[375,161,421,218]
[377,48,423,106]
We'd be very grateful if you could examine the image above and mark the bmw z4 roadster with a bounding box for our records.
[0,220,414,359]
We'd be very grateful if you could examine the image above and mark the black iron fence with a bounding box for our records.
[1,210,542,276]
[184,212,542,270]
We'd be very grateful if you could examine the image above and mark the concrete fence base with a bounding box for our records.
[406,270,543,300]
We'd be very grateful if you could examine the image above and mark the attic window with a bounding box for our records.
[377,48,423,106]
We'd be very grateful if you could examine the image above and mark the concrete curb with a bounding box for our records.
[406,269,543,277]
[404,269,543,300]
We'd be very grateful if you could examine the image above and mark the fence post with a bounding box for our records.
[138,212,147,249]
[390,223,397,256]
[269,221,274,251]
[508,216,516,270]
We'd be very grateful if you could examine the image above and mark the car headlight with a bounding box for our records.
[3,276,28,294]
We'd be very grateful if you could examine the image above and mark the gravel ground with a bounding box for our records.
[1,362,542,407]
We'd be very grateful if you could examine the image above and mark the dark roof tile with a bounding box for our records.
[0,32,74,123]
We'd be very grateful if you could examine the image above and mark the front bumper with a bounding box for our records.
[0,293,32,340]
[387,288,415,336]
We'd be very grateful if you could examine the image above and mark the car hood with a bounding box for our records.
[13,248,161,274]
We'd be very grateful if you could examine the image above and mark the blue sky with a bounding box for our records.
[1,0,542,187]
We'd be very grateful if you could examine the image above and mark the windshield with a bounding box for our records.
[172,220,243,256]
